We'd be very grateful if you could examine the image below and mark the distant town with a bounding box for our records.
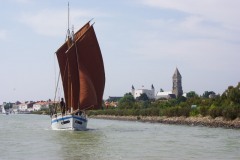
[0,100,57,114]
[1,68,218,114]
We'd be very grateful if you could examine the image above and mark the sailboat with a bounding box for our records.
[51,5,105,130]
[1,105,8,115]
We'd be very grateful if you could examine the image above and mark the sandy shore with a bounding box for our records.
[90,115,240,129]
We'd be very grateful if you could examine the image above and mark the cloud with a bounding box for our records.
[127,19,239,73]
[129,0,240,64]
[19,9,100,37]
[146,16,239,43]
[141,0,240,31]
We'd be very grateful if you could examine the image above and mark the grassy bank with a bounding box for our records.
[89,115,240,129]
[87,106,240,121]
[87,107,240,129]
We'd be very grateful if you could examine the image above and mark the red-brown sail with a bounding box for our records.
[57,22,105,111]
[56,22,90,107]
[66,25,105,110]
[56,42,69,106]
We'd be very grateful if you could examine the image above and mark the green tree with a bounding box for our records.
[202,91,215,98]
[199,106,209,116]
[118,93,135,109]
[176,96,187,104]
[137,93,149,101]
[4,103,13,110]
[222,105,239,120]
[186,91,199,98]
[222,84,240,104]
[209,104,222,118]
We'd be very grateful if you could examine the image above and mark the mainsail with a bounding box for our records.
[56,22,105,111]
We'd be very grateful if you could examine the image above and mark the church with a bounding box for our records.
[156,68,183,99]
[131,84,155,100]
[131,68,183,100]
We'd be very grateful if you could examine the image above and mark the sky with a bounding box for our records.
[0,0,239,103]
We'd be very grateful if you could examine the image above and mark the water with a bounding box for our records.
[0,114,239,160]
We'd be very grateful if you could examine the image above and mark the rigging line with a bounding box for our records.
[54,51,57,98]
[53,54,68,114]
[83,105,94,111]
[61,58,69,103]
[51,52,57,117]
[53,67,61,114]
[53,70,61,102]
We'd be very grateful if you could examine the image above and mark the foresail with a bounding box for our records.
[56,42,69,106]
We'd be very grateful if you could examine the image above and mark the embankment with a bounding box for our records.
[90,115,240,129]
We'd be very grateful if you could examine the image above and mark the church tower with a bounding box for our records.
[172,68,183,98]
[151,84,155,99]
[131,85,135,97]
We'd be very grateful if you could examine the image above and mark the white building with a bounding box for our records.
[155,91,176,99]
[18,103,28,111]
[18,102,36,112]
[33,101,49,111]
[131,84,155,99]
[12,105,19,113]
[33,103,41,111]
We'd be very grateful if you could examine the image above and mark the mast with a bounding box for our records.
[67,2,72,48]
[68,2,69,32]
[72,25,81,112]
[67,2,73,112]
[68,2,80,112]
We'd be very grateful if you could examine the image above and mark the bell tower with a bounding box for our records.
[131,85,135,97]
[172,68,183,98]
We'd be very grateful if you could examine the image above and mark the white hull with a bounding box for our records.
[1,106,8,115]
[51,114,88,130]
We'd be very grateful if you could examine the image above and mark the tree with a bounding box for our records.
[202,91,216,98]
[118,93,135,109]
[222,84,240,104]
[137,93,149,101]
[186,91,199,98]
[4,103,13,110]
[177,96,187,103]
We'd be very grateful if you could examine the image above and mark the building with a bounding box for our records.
[104,97,123,108]
[33,101,46,111]
[131,84,155,99]
[155,91,175,99]
[172,68,183,97]
[11,101,21,113]
[18,103,28,111]
[155,68,183,100]
[18,101,35,112]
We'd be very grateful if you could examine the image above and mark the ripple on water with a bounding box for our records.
[0,115,239,160]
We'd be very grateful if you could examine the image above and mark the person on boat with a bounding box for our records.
[60,98,66,115]
[75,110,83,116]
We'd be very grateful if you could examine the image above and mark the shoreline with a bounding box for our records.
[89,115,240,129]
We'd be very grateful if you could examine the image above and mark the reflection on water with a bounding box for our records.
[0,115,240,160]
[52,129,105,160]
